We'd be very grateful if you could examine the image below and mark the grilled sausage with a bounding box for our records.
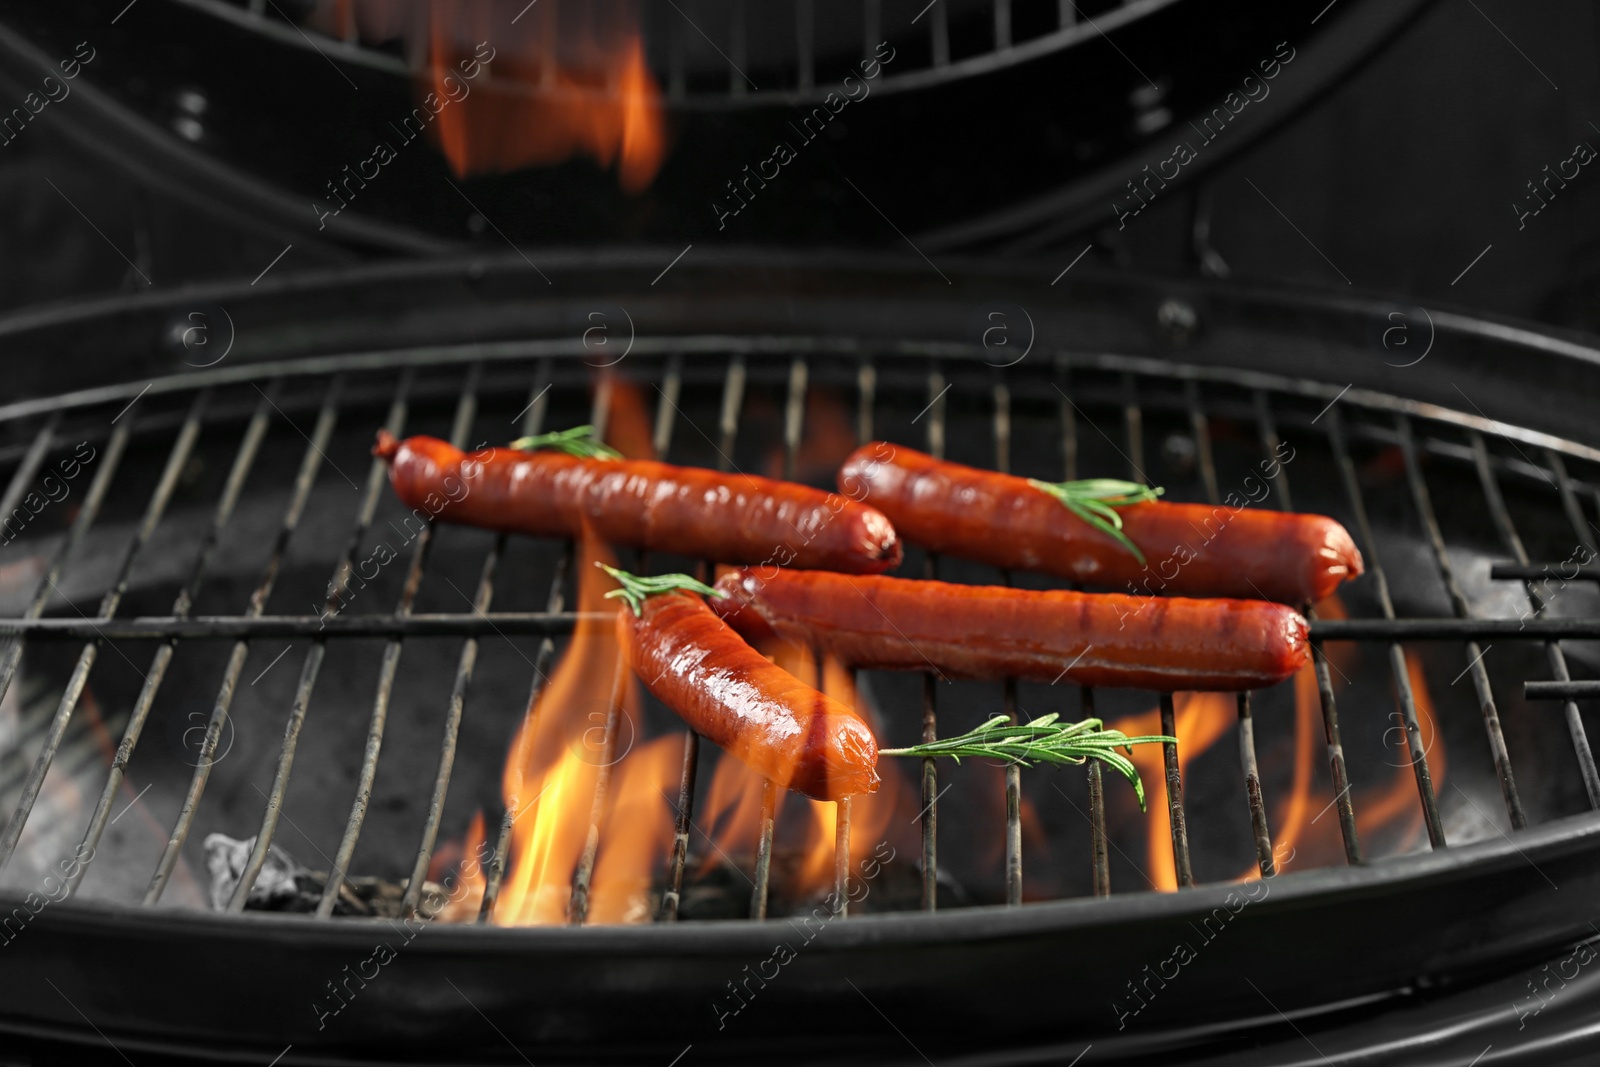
[712,568,1309,691]
[619,592,879,800]
[838,443,1360,605]
[374,431,901,573]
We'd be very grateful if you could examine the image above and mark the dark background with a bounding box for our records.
[0,0,1597,329]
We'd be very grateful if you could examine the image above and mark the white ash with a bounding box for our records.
[203,833,307,911]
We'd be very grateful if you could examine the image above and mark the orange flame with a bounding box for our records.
[430,534,676,926]
[601,372,655,461]
[589,735,683,923]
[690,643,909,902]
[1247,594,1446,877]
[317,0,667,191]
[1353,648,1447,855]
[1110,693,1236,893]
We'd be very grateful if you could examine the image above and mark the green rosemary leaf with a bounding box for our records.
[595,562,727,615]
[1025,477,1164,566]
[880,713,1173,811]
[510,425,623,460]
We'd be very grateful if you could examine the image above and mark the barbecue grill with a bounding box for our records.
[0,251,1597,1064]
[0,0,1431,251]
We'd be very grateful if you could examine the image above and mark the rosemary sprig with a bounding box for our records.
[596,562,727,616]
[1026,478,1164,566]
[509,425,622,460]
[880,713,1174,811]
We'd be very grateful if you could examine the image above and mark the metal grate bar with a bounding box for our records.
[1253,392,1293,511]
[231,375,416,909]
[1542,446,1600,805]
[403,365,509,919]
[930,0,950,67]
[1466,430,1600,808]
[1059,0,1076,28]
[1237,694,1275,876]
[1395,416,1524,829]
[1184,380,1220,506]
[748,357,811,921]
[650,355,699,923]
[659,731,699,922]
[919,364,946,911]
[0,416,61,528]
[145,377,343,904]
[1324,408,1446,848]
[1544,450,1598,557]
[1121,373,1148,482]
[68,389,277,898]
[1056,361,1109,896]
[231,373,430,912]
[703,353,748,921]
[1185,381,1274,875]
[783,359,807,481]
[1083,689,1110,896]
[665,355,747,918]
[750,780,777,919]
[993,378,1023,907]
[832,796,852,916]
[9,609,1595,643]
[1124,376,1191,886]
[570,658,630,924]
[0,393,205,871]
[863,0,882,59]
[995,0,1012,49]
[313,369,421,917]
[570,371,663,925]
[0,410,137,726]
[1252,391,1359,861]
[479,362,567,923]
[1158,692,1194,887]
[832,361,878,919]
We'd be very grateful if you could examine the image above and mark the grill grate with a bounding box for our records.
[1,340,1598,922]
[181,0,1122,103]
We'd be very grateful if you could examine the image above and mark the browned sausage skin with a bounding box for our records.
[712,568,1309,692]
[619,591,879,800]
[839,443,1360,605]
[374,431,901,573]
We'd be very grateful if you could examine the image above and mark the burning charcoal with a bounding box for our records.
[204,833,448,917]
[668,849,967,921]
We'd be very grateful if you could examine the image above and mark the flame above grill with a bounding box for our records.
[316,0,668,191]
